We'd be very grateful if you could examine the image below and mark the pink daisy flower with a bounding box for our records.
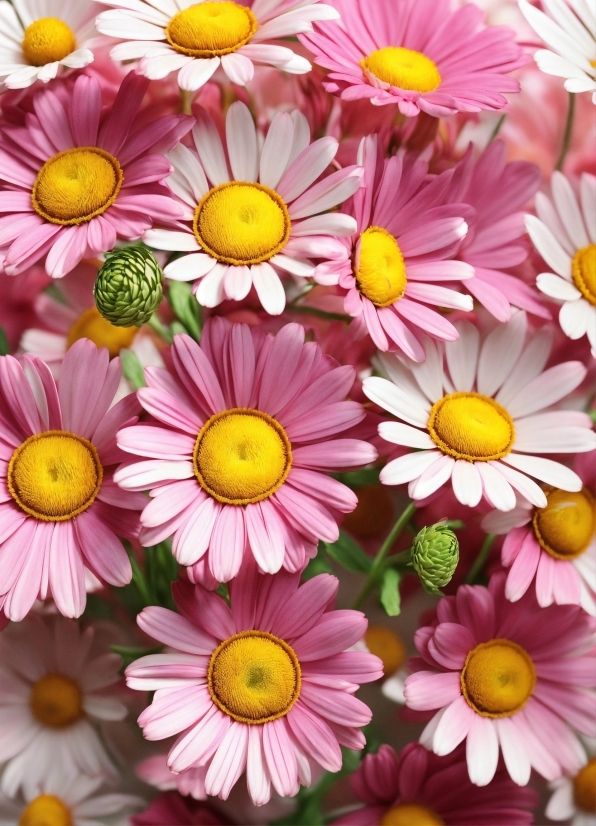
[115,318,377,582]
[0,71,192,278]
[132,791,227,826]
[314,134,474,359]
[136,752,208,801]
[144,101,362,315]
[0,339,146,621]
[126,559,383,804]
[404,573,596,787]
[299,0,526,116]
[332,742,538,825]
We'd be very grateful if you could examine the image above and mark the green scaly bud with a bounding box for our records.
[411,524,459,595]
[94,247,163,328]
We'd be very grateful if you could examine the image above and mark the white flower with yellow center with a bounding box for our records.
[547,748,596,826]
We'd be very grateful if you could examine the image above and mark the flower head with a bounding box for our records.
[95,247,164,327]
[546,748,596,825]
[412,524,460,594]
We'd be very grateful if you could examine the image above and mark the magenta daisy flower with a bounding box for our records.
[404,573,596,787]
[126,559,382,804]
[116,318,377,581]
[300,0,526,116]
[315,134,474,359]
[0,339,146,621]
[0,71,192,278]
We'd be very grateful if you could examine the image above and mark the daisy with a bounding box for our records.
[116,318,377,582]
[0,338,146,622]
[95,0,339,91]
[314,134,474,359]
[299,0,527,116]
[520,0,596,103]
[0,614,128,796]
[144,101,362,315]
[0,0,98,89]
[363,311,596,513]
[547,744,596,826]
[525,172,596,357]
[404,572,596,787]
[355,624,409,705]
[0,71,192,279]
[125,558,383,804]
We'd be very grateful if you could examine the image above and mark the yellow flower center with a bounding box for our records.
[461,639,536,718]
[207,630,301,724]
[29,674,84,729]
[381,805,444,826]
[572,244,596,306]
[532,487,595,560]
[193,408,292,505]
[428,392,515,462]
[32,147,123,226]
[574,758,596,814]
[361,47,442,92]
[365,625,407,677]
[19,795,73,826]
[67,306,137,359]
[21,18,76,66]
[166,1,257,57]
[8,431,103,522]
[193,182,291,266]
[354,226,407,307]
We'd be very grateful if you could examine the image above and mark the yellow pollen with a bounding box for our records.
[365,625,407,677]
[342,483,394,539]
[30,674,84,729]
[354,226,407,307]
[193,408,292,505]
[207,631,300,724]
[381,805,444,826]
[572,244,596,306]
[574,758,596,814]
[461,639,536,718]
[32,147,123,226]
[428,392,515,462]
[67,306,137,359]
[22,18,76,66]
[166,1,257,57]
[8,431,103,522]
[193,182,291,266]
[532,487,595,560]
[19,795,73,826]
[361,47,442,92]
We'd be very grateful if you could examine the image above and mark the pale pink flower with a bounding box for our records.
[546,741,596,826]
[136,752,208,801]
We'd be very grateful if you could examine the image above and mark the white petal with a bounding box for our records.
[537,272,581,301]
[506,361,587,418]
[477,463,516,511]
[409,337,445,403]
[251,261,286,315]
[489,462,547,509]
[378,421,435,449]
[502,454,583,491]
[178,56,220,91]
[144,229,199,252]
[196,263,227,307]
[525,215,573,279]
[552,171,590,249]
[165,253,217,282]
[451,460,483,507]
[580,174,596,244]
[477,311,527,397]
[259,112,294,190]
[363,376,430,428]
[226,102,258,183]
[559,298,592,339]
[380,450,442,486]
[496,327,554,406]
[221,52,254,86]
[410,455,455,500]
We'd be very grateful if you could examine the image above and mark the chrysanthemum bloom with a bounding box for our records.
[546,751,596,826]
[0,71,192,278]
[363,312,596,512]
[404,573,596,787]
[0,614,128,796]
[332,742,538,825]
[526,172,596,357]
[144,102,362,315]
[126,561,382,804]
[0,0,98,89]
[299,0,526,115]
[314,134,474,359]
[520,0,596,103]
[95,0,339,91]
[0,339,146,621]
[116,318,377,581]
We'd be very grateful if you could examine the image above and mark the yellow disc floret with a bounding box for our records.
[461,639,536,717]
[574,758,596,814]
[428,392,515,462]
[67,306,137,358]
[381,804,445,826]
[194,182,291,266]
[32,147,123,225]
[19,794,73,826]
[8,431,103,521]
[194,409,292,504]
[355,227,407,307]
[166,1,257,57]
[361,47,442,92]
[532,487,595,560]
[572,244,596,306]
[30,674,84,729]
[22,18,76,66]
[365,625,407,677]
[208,630,301,724]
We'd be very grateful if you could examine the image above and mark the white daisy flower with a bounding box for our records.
[520,0,596,102]
[546,740,596,826]
[0,0,98,89]
[363,311,596,513]
[95,0,339,91]
[526,172,596,357]
[144,101,361,315]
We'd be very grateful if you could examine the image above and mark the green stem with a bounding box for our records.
[125,544,154,606]
[556,92,575,172]
[148,314,173,344]
[290,305,351,323]
[352,502,417,609]
[465,533,495,584]
[489,114,506,143]
[180,89,193,115]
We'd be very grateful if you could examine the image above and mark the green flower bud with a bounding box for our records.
[411,524,459,595]
[94,247,163,328]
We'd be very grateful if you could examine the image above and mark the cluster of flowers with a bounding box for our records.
[0,0,593,823]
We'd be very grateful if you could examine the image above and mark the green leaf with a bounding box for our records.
[380,568,401,616]
[334,466,380,488]
[168,281,202,340]
[325,531,372,573]
[111,644,163,670]
[0,327,9,356]
[120,348,145,390]
[302,544,334,580]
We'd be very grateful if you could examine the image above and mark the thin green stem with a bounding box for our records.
[489,114,506,143]
[290,305,351,322]
[556,92,575,172]
[465,533,495,584]
[148,314,173,344]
